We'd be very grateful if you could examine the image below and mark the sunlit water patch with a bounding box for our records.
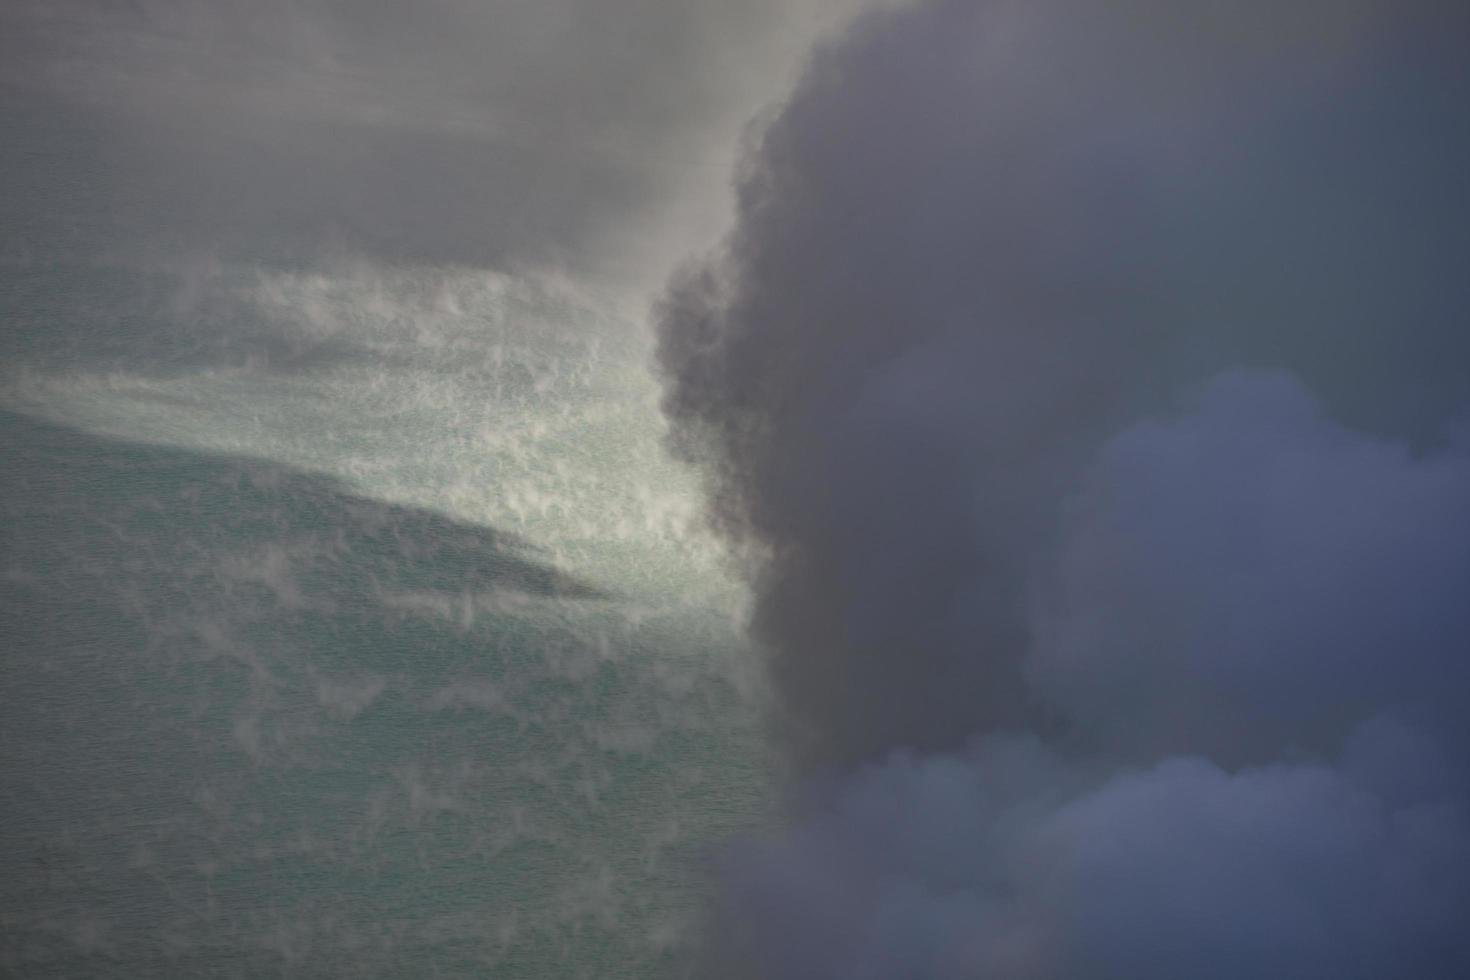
[0,257,765,977]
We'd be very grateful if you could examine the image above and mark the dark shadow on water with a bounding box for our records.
[0,407,618,969]
[0,408,607,608]
[0,409,756,979]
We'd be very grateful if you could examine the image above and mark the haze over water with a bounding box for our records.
[1,251,772,977]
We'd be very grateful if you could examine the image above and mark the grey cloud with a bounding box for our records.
[711,719,1470,980]
[658,0,1470,769]
[697,372,1470,978]
[657,0,1470,975]
[1031,371,1470,765]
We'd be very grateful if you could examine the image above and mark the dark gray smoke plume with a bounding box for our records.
[657,0,1470,975]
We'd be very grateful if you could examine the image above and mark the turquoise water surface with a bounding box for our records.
[0,253,767,977]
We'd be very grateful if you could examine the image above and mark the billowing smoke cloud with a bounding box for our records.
[716,718,1470,979]
[657,0,1470,975]
[1032,371,1470,766]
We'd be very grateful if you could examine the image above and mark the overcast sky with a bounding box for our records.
[1,0,878,293]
